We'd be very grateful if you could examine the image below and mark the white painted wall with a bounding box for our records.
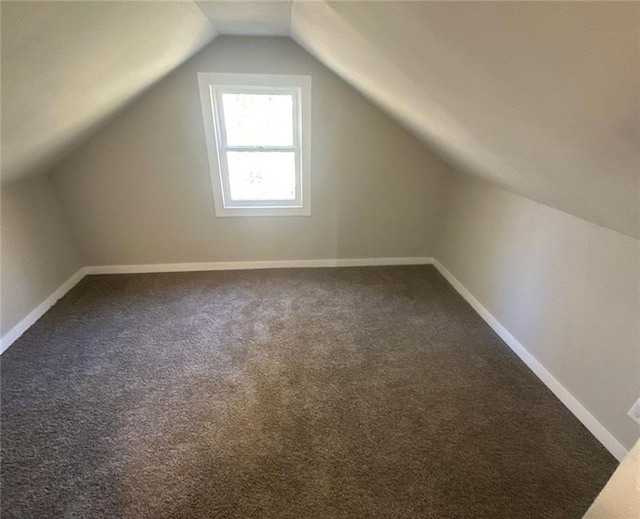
[51,36,454,265]
[1,175,83,335]
[437,173,640,451]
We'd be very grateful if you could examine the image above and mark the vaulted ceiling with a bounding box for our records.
[2,1,638,238]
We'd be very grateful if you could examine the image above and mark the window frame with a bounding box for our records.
[197,73,312,217]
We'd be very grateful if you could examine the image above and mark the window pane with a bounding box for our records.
[222,93,293,147]
[227,152,296,201]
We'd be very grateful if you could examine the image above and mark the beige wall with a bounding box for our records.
[51,36,454,265]
[437,173,640,450]
[1,175,83,335]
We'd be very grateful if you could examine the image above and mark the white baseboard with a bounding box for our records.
[0,267,87,355]
[85,257,434,275]
[432,259,628,462]
[3,255,626,461]
[1,258,432,352]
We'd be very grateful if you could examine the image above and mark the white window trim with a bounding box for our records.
[197,73,311,217]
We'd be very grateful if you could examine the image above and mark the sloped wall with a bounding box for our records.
[437,173,640,451]
[51,36,455,265]
[291,1,640,239]
[1,175,83,336]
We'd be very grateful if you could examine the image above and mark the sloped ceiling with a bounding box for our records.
[1,1,216,184]
[2,1,638,238]
[291,1,640,239]
[0,1,293,185]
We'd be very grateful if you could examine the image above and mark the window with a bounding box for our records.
[198,73,311,217]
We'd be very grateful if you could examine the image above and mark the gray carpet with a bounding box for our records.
[1,266,616,518]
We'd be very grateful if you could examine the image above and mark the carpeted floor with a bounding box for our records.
[1,266,616,518]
